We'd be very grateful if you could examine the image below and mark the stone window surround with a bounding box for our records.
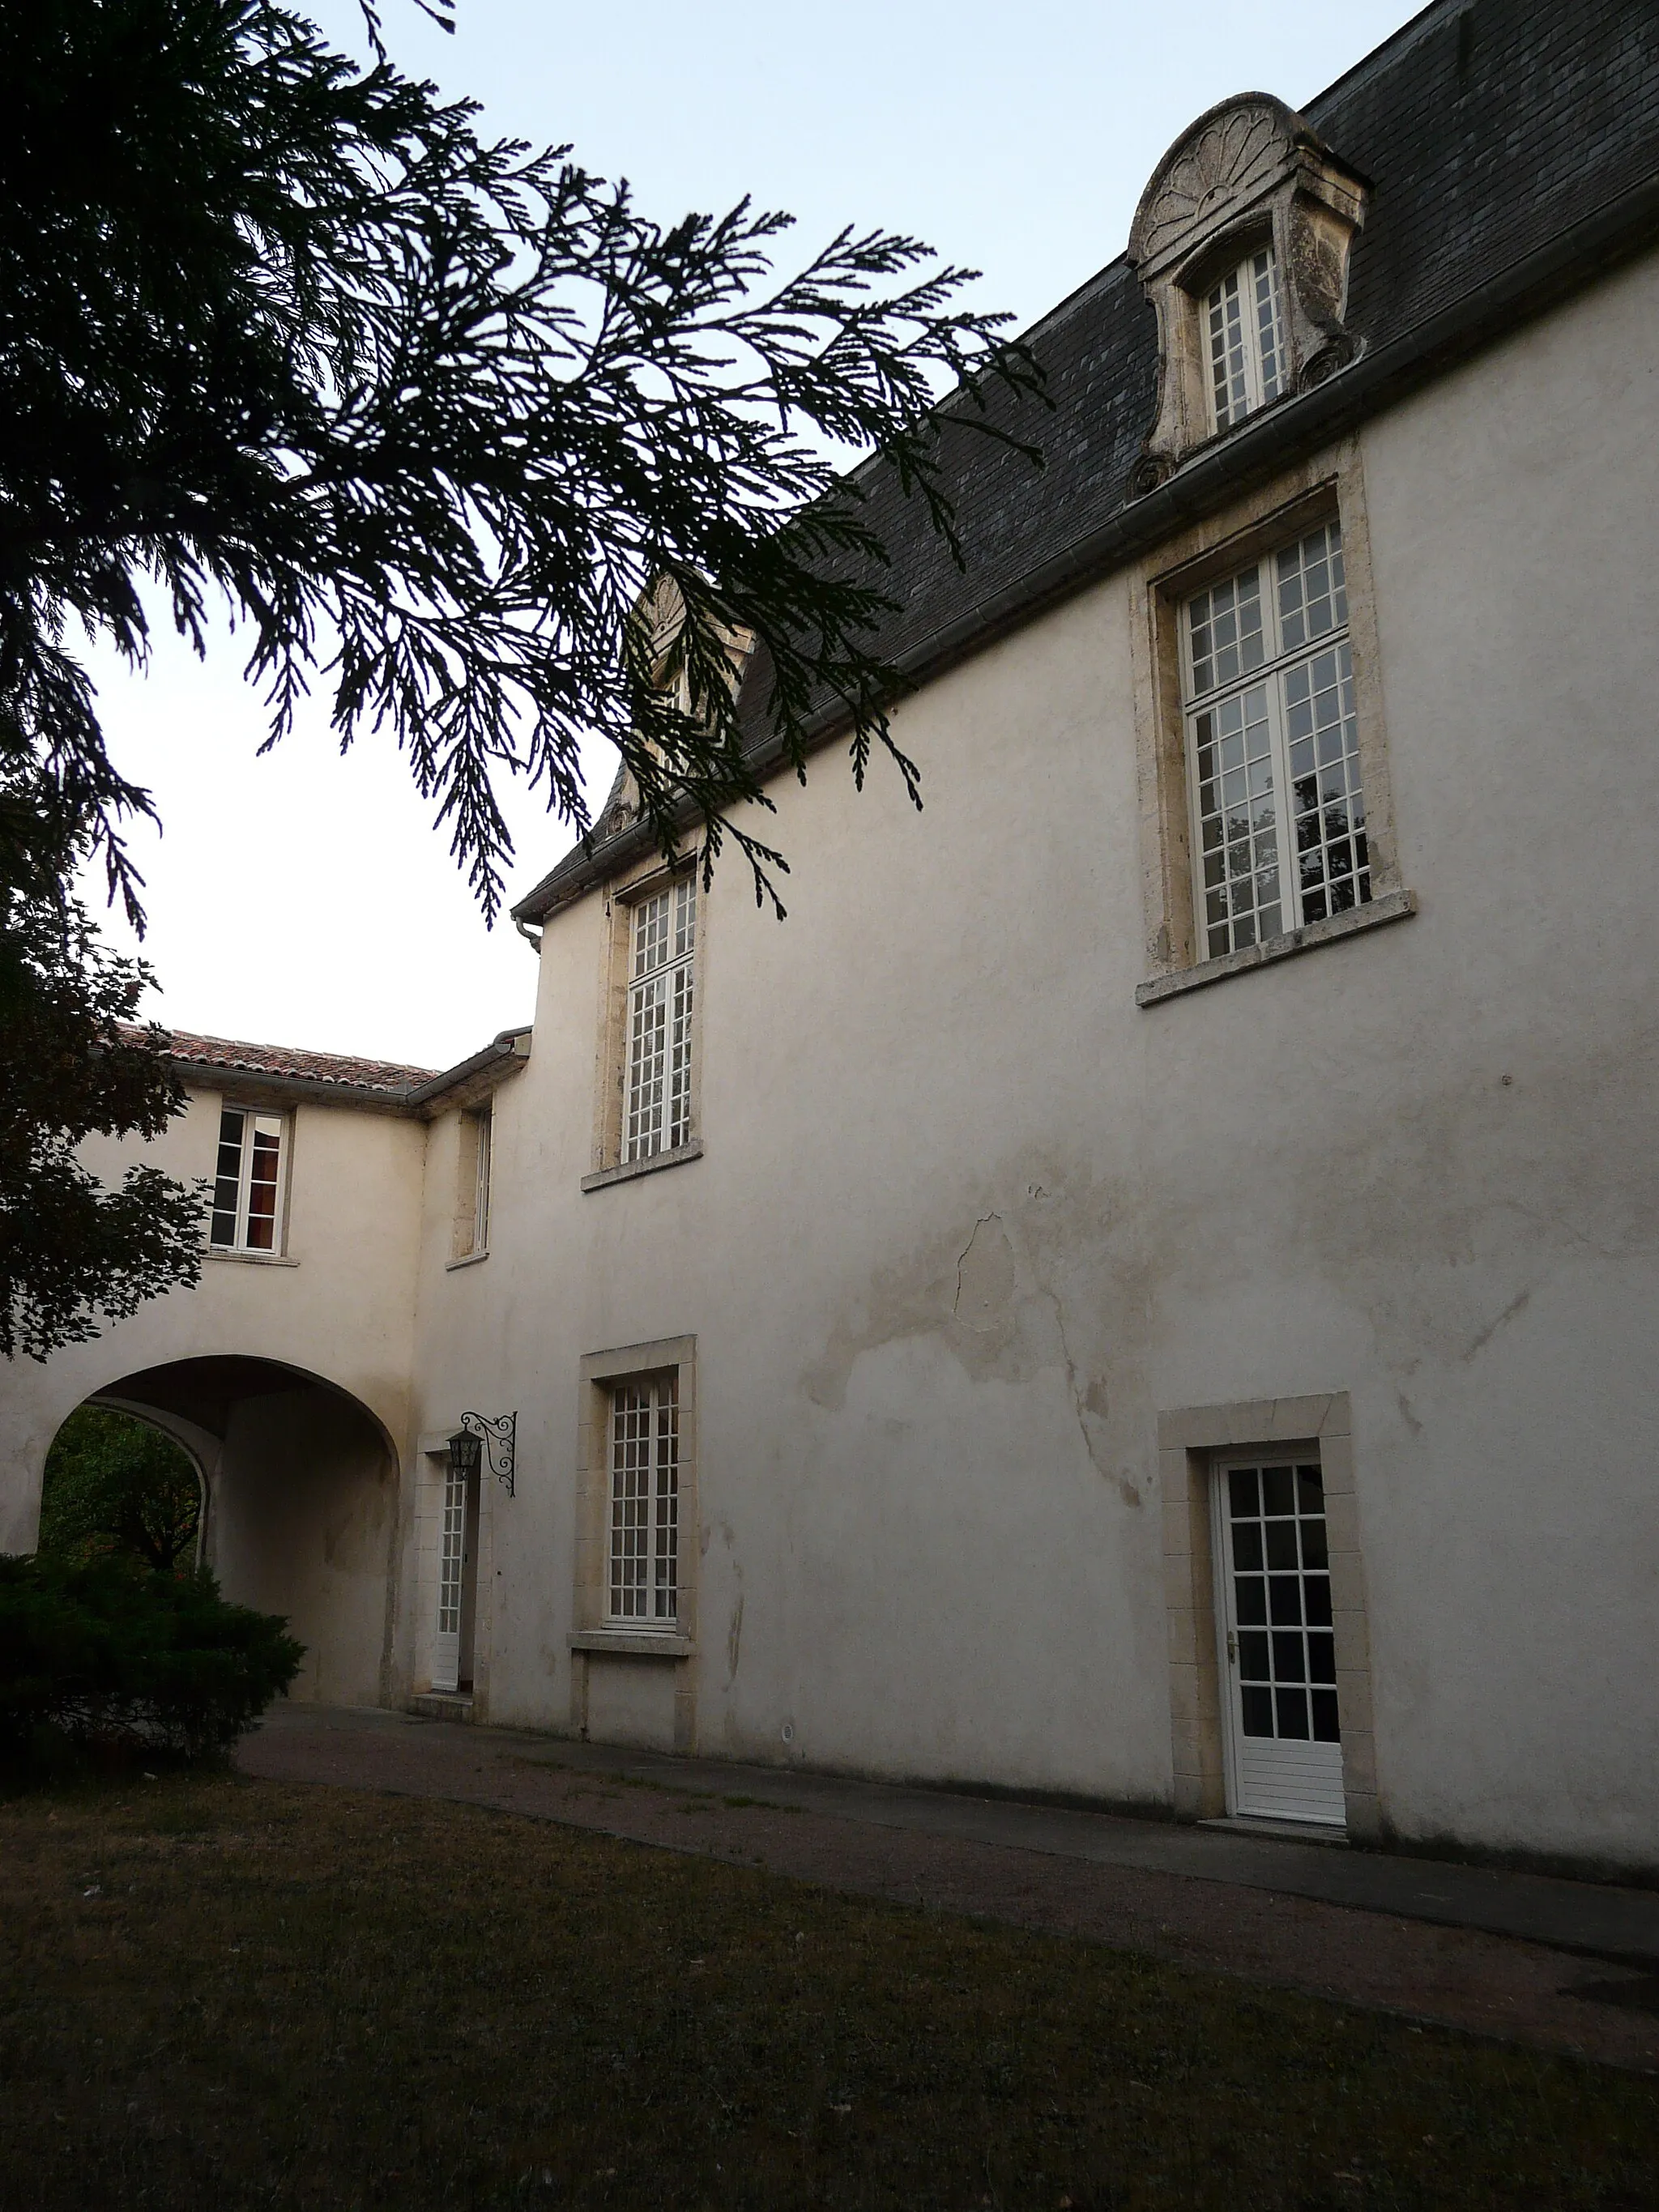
[583,851,706,1193]
[449,1105,492,1264]
[1158,1392,1377,1840]
[569,1335,699,1753]
[1129,438,1410,1003]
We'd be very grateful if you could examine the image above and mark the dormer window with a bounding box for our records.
[1128,97,1368,492]
[1208,249,1286,430]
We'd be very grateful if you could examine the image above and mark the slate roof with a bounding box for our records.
[514,0,1659,924]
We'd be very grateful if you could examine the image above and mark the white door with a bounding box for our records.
[432,1463,466,1693]
[1213,1455,1346,1826]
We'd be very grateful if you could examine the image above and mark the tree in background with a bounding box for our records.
[0,0,1042,1356]
[0,780,205,1360]
[36,1404,203,1572]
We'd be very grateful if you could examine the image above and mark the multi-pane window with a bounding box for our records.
[1183,518,1369,961]
[1222,1460,1338,1745]
[468,1108,492,1254]
[208,1106,286,1251]
[1206,248,1286,432]
[608,1375,679,1624]
[624,876,696,1163]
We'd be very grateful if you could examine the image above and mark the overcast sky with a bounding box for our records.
[89,0,1423,1071]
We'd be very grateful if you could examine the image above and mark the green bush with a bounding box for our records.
[0,1554,303,1768]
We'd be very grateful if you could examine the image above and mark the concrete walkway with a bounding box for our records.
[241,1703,1659,2071]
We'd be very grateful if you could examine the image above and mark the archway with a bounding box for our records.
[65,1355,401,1708]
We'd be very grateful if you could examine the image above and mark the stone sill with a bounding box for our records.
[582,1140,703,1194]
[569,1630,696,1660]
[203,1247,298,1268]
[1136,888,1416,1007]
[445,1248,489,1272]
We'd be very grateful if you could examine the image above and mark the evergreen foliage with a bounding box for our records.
[0,0,1040,1358]
[37,1405,203,1571]
[2,0,1043,928]
[0,1554,304,1766]
[0,816,205,1361]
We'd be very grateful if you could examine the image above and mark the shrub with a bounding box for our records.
[0,1553,303,1767]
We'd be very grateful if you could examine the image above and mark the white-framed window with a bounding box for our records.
[1206,248,1286,433]
[208,1106,288,1252]
[624,876,696,1163]
[607,1373,680,1623]
[468,1106,492,1253]
[1183,518,1369,961]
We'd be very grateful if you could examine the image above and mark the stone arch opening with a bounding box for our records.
[70,1355,401,1708]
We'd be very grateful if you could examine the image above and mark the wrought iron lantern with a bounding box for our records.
[453,1409,516,1497]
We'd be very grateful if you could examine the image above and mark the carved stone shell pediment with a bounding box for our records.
[1129,98,1298,275]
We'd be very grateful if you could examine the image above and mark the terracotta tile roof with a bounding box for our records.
[138,1026,438,1095]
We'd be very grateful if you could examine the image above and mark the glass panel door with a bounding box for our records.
[1214,1455,1346,1826]
[432,1464,465,1693]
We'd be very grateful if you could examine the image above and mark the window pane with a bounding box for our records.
[1208,250,1283,430]
[473,1111,492,1251]
[1226,1455,1338,1749]
[611,1375,678,1626]
[632,888,671,980]
[624,882,695,1163]
[1240,1686,1276,1738]
[245,1119,281,1251]
[1188,567,1263,697]
[1228,1467,1259,1517]
[653,1376,680,1622]
[1253,250,1285,402]
[1260,1465,1294,1516]
[609,1383,653,1618]
[1286,640,1369,927]
[210,1110,244,1246]
[1208,267,1250,429]
[1275,1686,1311,1739]
[1192,681,1277,959]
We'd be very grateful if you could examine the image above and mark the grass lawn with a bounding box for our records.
[1,1772,1655,2210]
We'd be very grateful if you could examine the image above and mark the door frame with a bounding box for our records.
[1156,1393,1378,1839]
[416,1431,496,1707]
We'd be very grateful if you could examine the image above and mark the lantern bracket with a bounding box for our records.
[458,1409,516,1497]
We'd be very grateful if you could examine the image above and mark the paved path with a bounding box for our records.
[240,1703,1659,2073]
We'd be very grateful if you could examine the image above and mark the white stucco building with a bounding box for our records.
[6,0,1657,1874]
